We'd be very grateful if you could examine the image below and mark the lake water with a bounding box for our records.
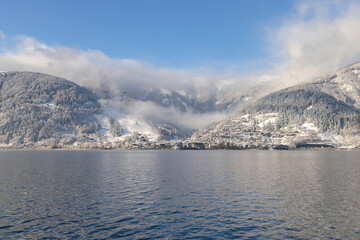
[0,150,359,239]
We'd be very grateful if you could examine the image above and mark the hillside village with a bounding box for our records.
[93,112,353,150]
[2,112,348,150]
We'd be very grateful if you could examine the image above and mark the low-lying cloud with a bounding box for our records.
[0,35,226,100]
[100,97,228,130]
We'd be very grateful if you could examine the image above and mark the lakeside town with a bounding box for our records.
[4,112,353,150]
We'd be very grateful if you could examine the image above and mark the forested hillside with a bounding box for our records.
[0,72,101,146]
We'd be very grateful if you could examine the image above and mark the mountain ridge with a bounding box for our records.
[1,62,360,149]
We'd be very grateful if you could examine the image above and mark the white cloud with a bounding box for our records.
[267,0,360,86]
[0,2,359,92]
[0,35,232,101]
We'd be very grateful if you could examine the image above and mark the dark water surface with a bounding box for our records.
[0,150,359,239]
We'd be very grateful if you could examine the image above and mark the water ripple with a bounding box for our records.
[0,150,359,239]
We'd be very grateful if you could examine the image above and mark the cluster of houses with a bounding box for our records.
[6,113,340,150]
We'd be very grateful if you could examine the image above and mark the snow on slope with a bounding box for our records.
[97,99,159,142]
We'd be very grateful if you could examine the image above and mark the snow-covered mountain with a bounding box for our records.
[299,62,360,109]
[0,72,198,147]
[130,84,264,114]
[3,62,360,149]
[142,87,196,112]
[0,71,102,147]
[192,63,360,148]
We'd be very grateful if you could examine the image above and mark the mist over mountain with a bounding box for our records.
[1,61,360,149]
[130,85,261,114]
[0,71,232,147]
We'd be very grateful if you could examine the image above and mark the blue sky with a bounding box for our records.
[0,0,295,69]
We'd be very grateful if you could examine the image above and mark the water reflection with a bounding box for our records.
[0,150,359,239]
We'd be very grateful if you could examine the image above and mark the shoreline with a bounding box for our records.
[0,147,358,151]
